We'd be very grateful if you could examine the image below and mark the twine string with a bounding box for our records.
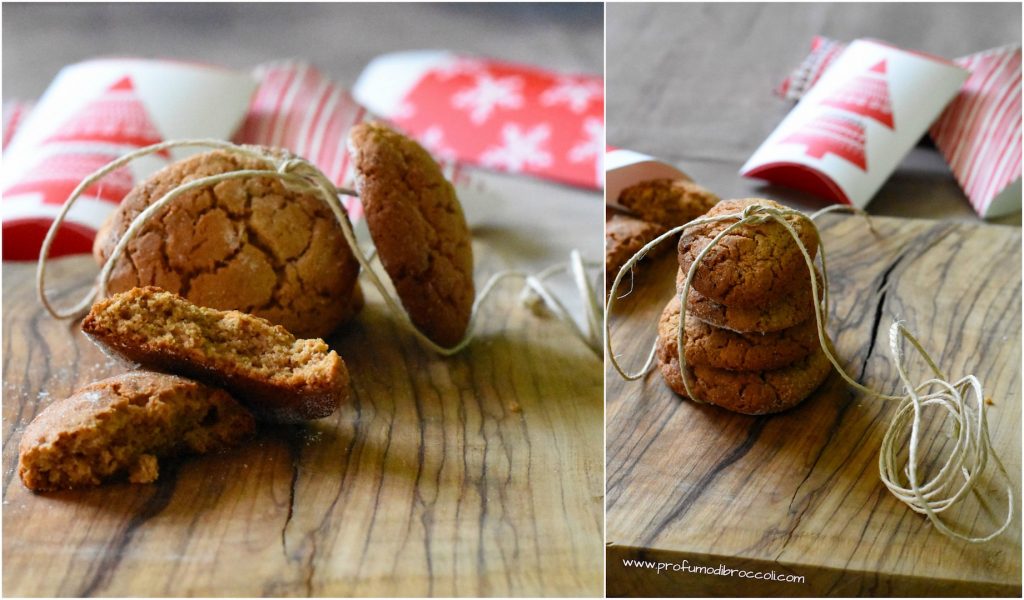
[605,202,1013,543]
[37,139,603,357]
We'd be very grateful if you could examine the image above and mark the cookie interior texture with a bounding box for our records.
[82,287,350,422]
[92,148,361,339]
[18,372,254,491]
[351,121,475,347]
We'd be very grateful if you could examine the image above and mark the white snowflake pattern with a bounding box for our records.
[568,117,604,186]
[417,126,458,163]
[452,74,524,124]
[539,77,603,114]
[434,58,487,80]
[393,100,417,121]
[480,123,553,173]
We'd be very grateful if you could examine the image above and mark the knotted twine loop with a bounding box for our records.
[36,139,603,357]
[605,203,1013,543]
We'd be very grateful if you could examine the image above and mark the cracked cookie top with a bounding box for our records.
[92,148,361,339]
[351,122,474,348]
[677,198,819,307]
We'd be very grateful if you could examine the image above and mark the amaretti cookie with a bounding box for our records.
[82,287,350,423]
[18,372,254,491]
[659,295,821,371]
[93,147,361,339]
[350,122,475,347]
[656,297,831,414]
[677,198,819,307]
[606,213,668,294]
[618,178,720,229]
[680,266,823,333]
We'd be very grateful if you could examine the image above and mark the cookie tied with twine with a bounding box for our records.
[607,200,1014,544]
[38,125,603,360]
[92,147,362,340]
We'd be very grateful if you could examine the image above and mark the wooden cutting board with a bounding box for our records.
[2,174,605,597]
[606,214,1022,597]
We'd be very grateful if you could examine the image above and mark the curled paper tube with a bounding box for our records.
[605,204,1013,543]
[36,139,604,357]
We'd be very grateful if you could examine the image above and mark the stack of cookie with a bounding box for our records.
[605,178,719,295]
[656,198,833,415]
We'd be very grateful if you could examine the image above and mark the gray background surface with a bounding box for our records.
[607,2,1022,224]
[3,2,603,97]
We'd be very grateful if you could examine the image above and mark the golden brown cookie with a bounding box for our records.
[350,122,474,347]
[680,266,822,333]
[18,372,254,491]
[677,198,819,307]
[659,295,821,371]
[618,178,719,229]
[606,213,668,295]
[93,148,361,339]
[82,287,350,423]
[656,302,832,415]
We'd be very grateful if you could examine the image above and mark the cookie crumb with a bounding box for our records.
[129,454,159,484]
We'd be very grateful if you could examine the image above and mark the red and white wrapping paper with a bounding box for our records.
[778,39,1022,218]
[3,53,602,262]
[353,51,604,190]
[605,148,691,203]
[2,59,377,261]
[1,59,257,260]
[2,100,32,151]
[742,40,968,208]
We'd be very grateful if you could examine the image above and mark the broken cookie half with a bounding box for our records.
[18,371,254,491]
[82,286,351,423]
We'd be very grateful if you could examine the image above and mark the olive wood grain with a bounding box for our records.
[3,185,604,597]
